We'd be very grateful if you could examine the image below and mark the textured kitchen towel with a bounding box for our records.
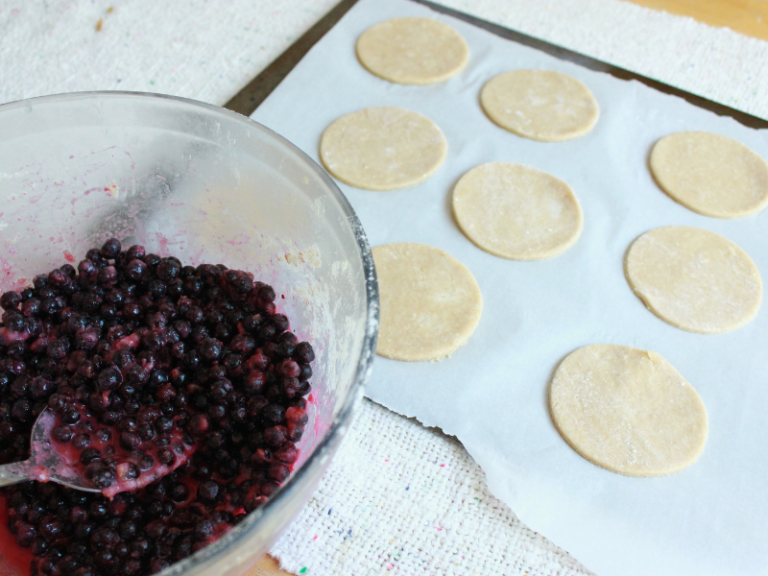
[434,0,768,120]
[0,0,340,107]
[1,0,766,118]
[270,399,593,576]
[1,1,766,576]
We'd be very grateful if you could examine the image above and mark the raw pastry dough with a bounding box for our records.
[372,243,482,362]
[356,17,469,85]
[650,131,768,218]
[550,344,708,477]
[480,70,599,142]
[319,107,447,191]
[625,226,762,334]
[452,162,583,260]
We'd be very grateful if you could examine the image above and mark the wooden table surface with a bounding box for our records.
[627,0,768,41]
[252,1,768,574]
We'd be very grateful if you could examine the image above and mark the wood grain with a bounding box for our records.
[622,0,768,41]
[252,1,762,574]
[250,555,296,576]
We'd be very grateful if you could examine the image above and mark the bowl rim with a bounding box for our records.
[0,90,380,574]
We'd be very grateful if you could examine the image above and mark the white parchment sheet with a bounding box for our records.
[252,0,768,574]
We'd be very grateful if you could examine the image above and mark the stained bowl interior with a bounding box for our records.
[0,92,378,576]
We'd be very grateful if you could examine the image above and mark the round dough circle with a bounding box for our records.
[625,226,762,334]
[650,131,768,218]
[356,17,469,85]
[452,162,583,260]
[373,243,482,361]
[319,107,447,191]
[480,70,599,142]
[550,344,708,477]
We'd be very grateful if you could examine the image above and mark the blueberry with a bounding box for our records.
[268,462,290,482]
[286,406,308,427]
[94,428,111,443]
[137,424,156,442]
[147,369,168,389]
[263,404,286,424]
[119,432,141,450]
[0,291,20,310]
[2,312,24,334]
[209,378,233,403]
[29,375,54,399]
[298,363,312,382]
[97,266,118,286]
[242,370,265,396]
[156,259,181,282]
[214,322,232,341]
[194,520,215,540]
[169,483,189,502]
[116,462,140,481]
[73,433,91,450]
[100,238,122,259]
[198,338,223,361]
[147,279,166,299]
[264,425,287,448]
[15,522,37,547]
[97,366,122,391]
[295,341,315,364]
[138,455,154,471]
[256,323,276,342]
[21,298,40,317]
[157,449,175,466]
[116,416,137,432]
[90,466,115,489]
[48,268,69,287]
[187,414,209,437]
[205,309,224,327]
[183,277,203,297]
[270,314,289,334]
[242,313,265,333]
[80,448,101,465]
[62,407,80,424]
[101,410,119,426]
[170,341,186,360]
[125,245,145,261]
[275,444,298,464]
[258,285,276,303]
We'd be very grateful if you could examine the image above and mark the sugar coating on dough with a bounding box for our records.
[650,131,768,219]
[319,107,447,191]
[452,162,583,260]
[356,17,469,85]
[550,344,708,477]
[625,226,762,334]
[480,69,599,142]
[373,243,482,362]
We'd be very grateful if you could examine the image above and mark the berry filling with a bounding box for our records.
[0,239,315,575]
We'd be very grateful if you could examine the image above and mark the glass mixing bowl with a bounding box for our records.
[0,92,379,575]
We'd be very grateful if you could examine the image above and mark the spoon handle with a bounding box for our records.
[0,460,34,488]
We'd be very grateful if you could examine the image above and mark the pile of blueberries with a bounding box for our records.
[0,239,314,576]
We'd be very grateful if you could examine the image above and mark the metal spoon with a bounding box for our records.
[0,409,100,493]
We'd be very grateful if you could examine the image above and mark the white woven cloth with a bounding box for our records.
[271,399,593,576]
[0,0,339,107]
[1,1,766,575]
[2,0,766,118]
[436,0,768,120]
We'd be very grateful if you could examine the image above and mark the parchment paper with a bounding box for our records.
[251,0,768,574]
